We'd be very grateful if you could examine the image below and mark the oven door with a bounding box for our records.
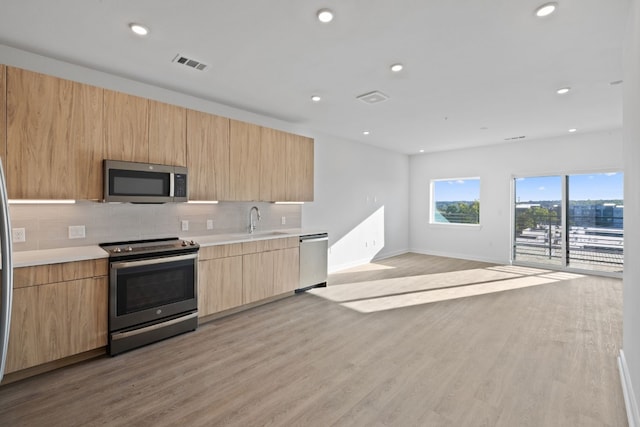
[109,253,198,332]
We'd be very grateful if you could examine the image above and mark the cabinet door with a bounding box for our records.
[198,256,243,317]
[149,100,187,167]
[273,247,300,295]
[6,67,103,199]
[6,282,68,373]
[104,89,149,163]
[186,109,230,200]
[259,127,287,201]
[0,65,5,172]
[286,134,314,201]
[243,251,275,304]
[229,120,261,201]
[67,277,108,355]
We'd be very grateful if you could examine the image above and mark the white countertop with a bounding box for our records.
[8,229,327,268]
[187,228,327,247]
[13,245,110,268]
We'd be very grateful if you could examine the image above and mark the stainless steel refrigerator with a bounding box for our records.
[0,158,13,382]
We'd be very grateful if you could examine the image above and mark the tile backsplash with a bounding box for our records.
[9,201,302,251]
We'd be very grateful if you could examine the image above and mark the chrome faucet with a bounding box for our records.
[249,206,261,233]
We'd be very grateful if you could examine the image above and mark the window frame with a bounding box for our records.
[429,177,481,227]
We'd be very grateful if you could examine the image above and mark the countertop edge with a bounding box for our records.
[8,229,328,268]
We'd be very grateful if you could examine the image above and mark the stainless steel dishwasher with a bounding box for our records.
[297,233,329,292]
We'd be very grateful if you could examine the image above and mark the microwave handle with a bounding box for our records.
[169,173,175,197]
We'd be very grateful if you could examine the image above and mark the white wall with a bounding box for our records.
[409,130,623,264]
[302,134,409,272]
[622,0,640,421]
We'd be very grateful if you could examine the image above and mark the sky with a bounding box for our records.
[515,173,624,202]
[433,178,480,202]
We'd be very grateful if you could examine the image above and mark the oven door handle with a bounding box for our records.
[111,253,198,270]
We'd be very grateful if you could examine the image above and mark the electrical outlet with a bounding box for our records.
[12,228,26,243]
[181,220,189,231]
[68,225,86,239]
[206,219,214,230]
[281,216,286,225]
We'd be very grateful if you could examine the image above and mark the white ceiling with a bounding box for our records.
[0,0,630,154]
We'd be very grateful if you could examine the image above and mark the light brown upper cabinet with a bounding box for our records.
[6,67,103,199]
[149,100,187,167]
[186,109,230,200]
[0,65,6,172]
[286,133,314,201]
[259,127,287,201]
[103,89,149,163]
[229,120,261,201]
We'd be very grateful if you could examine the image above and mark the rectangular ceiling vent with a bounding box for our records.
[504,135,526,141]
[172,54,208,71]
[357,90,389,104]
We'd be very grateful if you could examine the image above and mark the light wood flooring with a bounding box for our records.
[0,253,627,426]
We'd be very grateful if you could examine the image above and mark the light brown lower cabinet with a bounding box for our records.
[198,256,243,317]
[242,238,300,305]
[273,247,300,295]
[198,238,300,315]
[6,275,107,374]
[242,251,276,305]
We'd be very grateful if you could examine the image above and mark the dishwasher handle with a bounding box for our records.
[300,233,328,243]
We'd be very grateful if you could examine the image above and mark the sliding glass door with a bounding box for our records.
[567,173,624,272]
[513,172,623,273]
[514,176,563,266]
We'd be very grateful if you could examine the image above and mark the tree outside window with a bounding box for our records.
[431,178,480,225]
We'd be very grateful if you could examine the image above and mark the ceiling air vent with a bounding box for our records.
[172,54,208,71]
[356,90,389,104]
[504,135,526,141]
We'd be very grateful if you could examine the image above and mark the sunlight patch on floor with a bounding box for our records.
[310,263,586,314]
[338,276,558,313]
[308,268,521,303]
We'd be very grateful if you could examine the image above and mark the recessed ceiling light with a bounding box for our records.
[419,149,425,153]
[129,23,149,36]
[311,95,321,102]
[317,9,334,23]
[535,2,558,17]
[568,128,577,133]
[556,87,571,95]
[390,63,404,72]
[363,131,370,135]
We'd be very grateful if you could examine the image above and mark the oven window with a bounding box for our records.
[116,258,195,316]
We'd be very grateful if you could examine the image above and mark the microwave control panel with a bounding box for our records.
[174,174,187,198]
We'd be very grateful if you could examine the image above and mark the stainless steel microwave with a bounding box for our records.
[104,160,188,203]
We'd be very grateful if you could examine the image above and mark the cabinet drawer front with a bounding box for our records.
[242,238,291,254]
[283,237,299,249]
[14,259,108,289]
[199,243,243,260]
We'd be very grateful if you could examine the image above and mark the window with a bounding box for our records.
[431,178,480,225]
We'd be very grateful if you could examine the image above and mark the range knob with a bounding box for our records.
[181,240,188,247]
[126,246,133,252]
[190,240,196,246]
[112,247,122,253]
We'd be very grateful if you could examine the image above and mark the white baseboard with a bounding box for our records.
[619,349,639,427]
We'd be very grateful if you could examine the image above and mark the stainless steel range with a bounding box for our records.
[100,237,199,355]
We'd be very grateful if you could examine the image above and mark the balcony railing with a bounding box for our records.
[514,213,623,272]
